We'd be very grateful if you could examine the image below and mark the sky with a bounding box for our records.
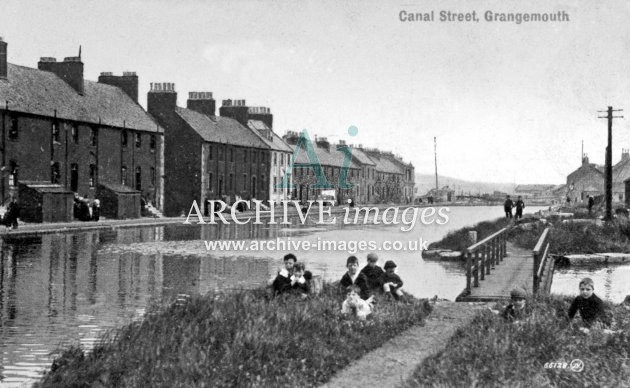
[2,0,630,184]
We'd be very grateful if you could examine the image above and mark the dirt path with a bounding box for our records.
[321,302,487,388]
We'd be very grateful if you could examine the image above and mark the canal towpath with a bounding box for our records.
[322,301,489,388]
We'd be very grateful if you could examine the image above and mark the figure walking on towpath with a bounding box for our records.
[514,196,525,220]
[504,195,514,219]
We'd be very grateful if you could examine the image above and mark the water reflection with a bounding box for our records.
[551,264,630,303]
[0,206,548,385]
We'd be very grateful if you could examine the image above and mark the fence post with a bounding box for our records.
[473,251,479,287]
[533,250,539,295]
[480,248,485,280]
[502,232,507,259]
[466,251,472,294]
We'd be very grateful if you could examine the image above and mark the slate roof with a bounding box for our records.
[372,156,403,174]
[176,107,269,149]
[0,63,161,132]
[247,120,293,152]
[349,147,376,166]
[289,143,360,169]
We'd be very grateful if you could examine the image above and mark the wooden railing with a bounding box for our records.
[533,227,552,294]
[465,228,508,295]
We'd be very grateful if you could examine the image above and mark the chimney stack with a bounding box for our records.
[283,130,300,145]
[187,91,215,116]
[220,99,249,126]
[582,154,589,166]
[248,106,273,130]
[147,82,177,122]
[316,136,330,151]
[38,55,84,94]
[0,37,7,80]
[98,71,139,103]
[622,149,630,162]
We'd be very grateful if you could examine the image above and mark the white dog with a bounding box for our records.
[341,290,374,320]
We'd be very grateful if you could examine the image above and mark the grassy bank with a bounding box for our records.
[406,296,630,386]
[38,285,431,387]
[430,211,630,255]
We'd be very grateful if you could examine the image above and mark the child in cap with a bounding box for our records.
[568,277,611,328]
[290,262,309,298]
[272,253,297,296]
[340,255,370,300]
[359,252,385,293]
[502,287,527,322]
[382,260,404,300]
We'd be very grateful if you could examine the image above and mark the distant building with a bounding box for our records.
[0,38,164,219]
[566,156,604,203]
[148,87,274,216]
[426,186,455,202]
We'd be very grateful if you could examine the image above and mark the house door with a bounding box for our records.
[70,164,79,192]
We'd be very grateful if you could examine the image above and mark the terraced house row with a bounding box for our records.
[0,38,414,221]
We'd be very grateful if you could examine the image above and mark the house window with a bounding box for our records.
[91,127,98,146]
[52,122,60,143]
[89,164,97,187]
[71,124,79,144]
[208,173,213,190]
[243,174,247,190]
[209,145,213,160]
[261,174,266,190]
[121,165,127,185]
[150,134,156,151]
[218,147,223,161]
[229,173,234,191]
[244,149,247,163]
[230,148,234,162]
[273,153,277,166]
[121,130,128,146]
[8,117,18,139]
[135,133,142,148]
[51,162,60,184]
[135,167,142,190]
[150,167,155,186]
[8,161,17,187]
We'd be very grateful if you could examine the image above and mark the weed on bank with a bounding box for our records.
[406,296,630,387]
[37,285,430,387]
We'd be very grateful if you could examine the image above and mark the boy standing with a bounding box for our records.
[382,260,404,300]
[359,253,385,293]
[340,256,370,300]
[272,253,297,295]
[568,277,610,327]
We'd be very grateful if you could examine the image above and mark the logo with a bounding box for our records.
[569,359,584,373]
[277,127,358,190]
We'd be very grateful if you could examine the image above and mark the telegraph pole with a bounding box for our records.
[434,136,439,194]
[598,106,623,220]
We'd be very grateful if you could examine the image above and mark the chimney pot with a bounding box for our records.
[122,71,137,76]
[39,57,57,62]
[100,71,113,76]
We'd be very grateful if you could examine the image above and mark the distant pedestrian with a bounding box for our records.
[504,195,514,218]
[5,196,20,229]
[92,199,100,221]
[588,195,595,215]
[514,196,525,220]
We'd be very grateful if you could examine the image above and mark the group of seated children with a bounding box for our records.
[272,253,312,298]
[502,277,612,329]
[340,253,404,300]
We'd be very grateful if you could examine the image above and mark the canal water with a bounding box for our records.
[1,205,546,386]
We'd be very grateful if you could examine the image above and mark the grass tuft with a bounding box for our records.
[37,285,431,388]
